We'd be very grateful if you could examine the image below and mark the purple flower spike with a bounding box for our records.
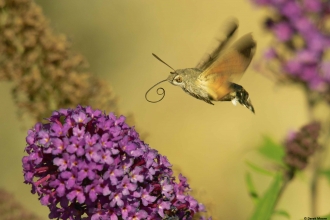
[22,106,209,219]
[284,122,321,170]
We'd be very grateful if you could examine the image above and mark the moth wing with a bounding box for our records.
[196,18,238,71]
[196,33,256,100]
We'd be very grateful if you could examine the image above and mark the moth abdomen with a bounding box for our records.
[225,83,255,113]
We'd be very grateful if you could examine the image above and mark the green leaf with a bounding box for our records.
[245,172,259,204]
[319,169,330,185]
[245,160,275,176]
[258,136,285,166]
[320,213,330,218]
[249,173,283,220]
[274,210,290,219]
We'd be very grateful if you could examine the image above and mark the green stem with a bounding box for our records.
[305,88,320,217]
[304,86,330,217]
[312,124,330,216]
[274,168,294,209]
[311,151,321,216]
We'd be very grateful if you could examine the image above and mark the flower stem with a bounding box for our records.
[311,154,320,216]
[305,88,320,217]
[311,123,330,216]
[274,168,294,209]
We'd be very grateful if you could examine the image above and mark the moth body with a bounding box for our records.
[146,19,256,113]
[167,67,255,113]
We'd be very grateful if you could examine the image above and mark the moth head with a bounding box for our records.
[167,71,185,88]
[173,74,183,85]
[146,53,186,103]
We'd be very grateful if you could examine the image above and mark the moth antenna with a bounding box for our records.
[145,79,168,103]
[152,53,176,73]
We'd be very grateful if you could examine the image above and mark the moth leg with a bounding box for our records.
[182,87,214,105]
[203,99,214,105]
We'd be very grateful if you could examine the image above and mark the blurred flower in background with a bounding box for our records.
[246,2,330,218]
[0,188,42,220]
[284,121,321,170]
[0,0,118,122]
[22,106,208,219]
[250,0,330,104]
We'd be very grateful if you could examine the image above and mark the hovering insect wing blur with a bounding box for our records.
[145,19,256,113]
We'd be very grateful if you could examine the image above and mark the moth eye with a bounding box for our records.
[174,76,182,83]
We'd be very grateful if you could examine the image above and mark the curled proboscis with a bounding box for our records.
[145,79,167,103]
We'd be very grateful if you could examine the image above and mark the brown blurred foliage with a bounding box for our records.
[0,188,42,220]
[0,0,119,122]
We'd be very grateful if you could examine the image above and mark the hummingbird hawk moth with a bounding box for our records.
[145,19,256,113]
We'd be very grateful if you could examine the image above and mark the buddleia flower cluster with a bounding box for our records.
[0,0,118,122]
[284,121,321,170]
[22,106,208,219]
[250,0,330,104]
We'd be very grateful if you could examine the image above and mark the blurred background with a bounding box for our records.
[0,0,329,219]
